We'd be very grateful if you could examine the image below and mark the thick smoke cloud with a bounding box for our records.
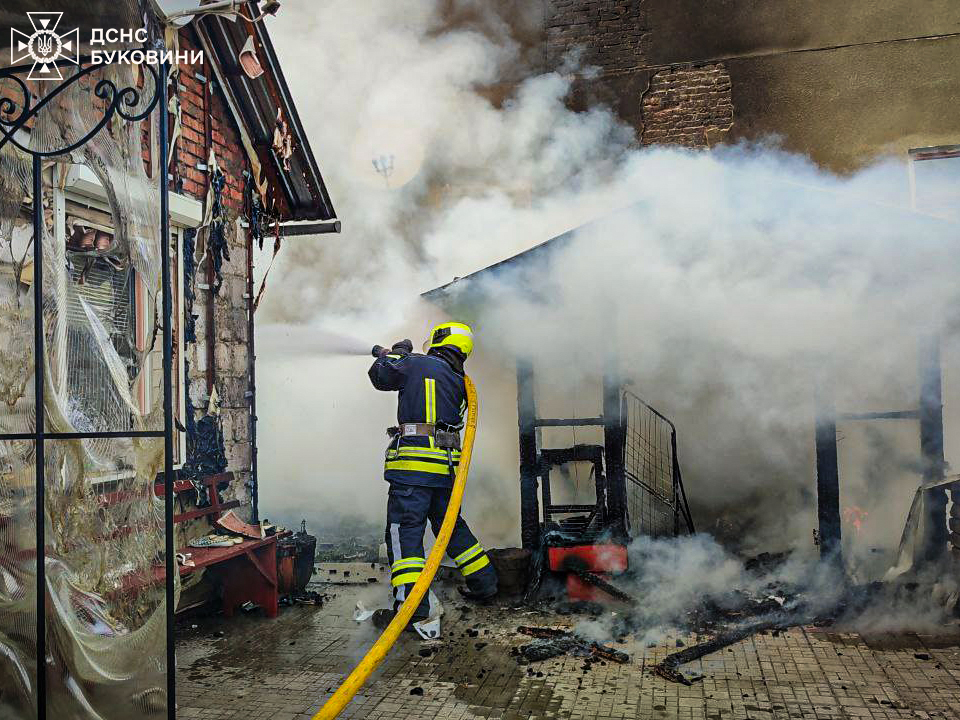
[255,1,960,572]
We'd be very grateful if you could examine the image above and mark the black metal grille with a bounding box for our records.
[0,51,173,720]
[622,391,694,537]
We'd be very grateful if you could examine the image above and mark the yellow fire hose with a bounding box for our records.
[312,375,479,720]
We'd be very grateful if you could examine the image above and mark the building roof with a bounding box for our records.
[423,186,958,310]
[421,213,601,311]
[199,5,336,221]
[0,1,335,222]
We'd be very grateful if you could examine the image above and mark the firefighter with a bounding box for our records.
[369,321,498,624]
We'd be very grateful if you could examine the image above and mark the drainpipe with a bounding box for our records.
[202,51,216,393]
[246,210,259,522]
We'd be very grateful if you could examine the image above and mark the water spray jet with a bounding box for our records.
[257,324,378,357]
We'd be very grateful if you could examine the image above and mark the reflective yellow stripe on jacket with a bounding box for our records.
[424,378,436,423]
[385,443,459,476]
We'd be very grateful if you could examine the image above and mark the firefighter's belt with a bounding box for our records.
[386,423,461,450]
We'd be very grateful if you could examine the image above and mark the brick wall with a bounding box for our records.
[175,33,247,208]
[174,29,254,516]
[545,0,648,74]
[542,2,736,148]
[640,63,733,147]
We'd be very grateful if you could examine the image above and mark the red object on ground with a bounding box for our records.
[548,544,628,604]
[185,535,280,618]
[566,572,615,603]
[118,534,283,619]
[547,543,628,573]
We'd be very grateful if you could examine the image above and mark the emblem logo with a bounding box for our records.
[11,12,80,81]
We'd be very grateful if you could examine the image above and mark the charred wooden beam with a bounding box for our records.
[602,367,628,540]
[534,417,604,427]
[919,334,948,562]
[539,444,605,465]
[814,384,843,564]
[517,357,540,550]
[838,410,920,421]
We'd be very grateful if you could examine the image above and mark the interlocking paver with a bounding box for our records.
[176,576,960,719]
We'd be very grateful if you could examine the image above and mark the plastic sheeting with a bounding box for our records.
[0,63,174,718]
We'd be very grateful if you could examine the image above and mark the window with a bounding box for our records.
[908,145,960,220]
[58,163,201,469]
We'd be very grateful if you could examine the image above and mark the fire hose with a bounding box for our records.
[311,375,479,720]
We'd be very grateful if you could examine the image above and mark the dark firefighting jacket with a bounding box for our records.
[368,350,467,488]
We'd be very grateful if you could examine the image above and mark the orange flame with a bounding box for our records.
[843,506,868,535]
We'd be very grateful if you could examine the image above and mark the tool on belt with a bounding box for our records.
[386,422,461,450]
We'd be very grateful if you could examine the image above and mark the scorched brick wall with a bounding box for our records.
[542,2,735,147]
[546,0,648,73]
[175,33,246,209]
[174,29,254,514]
[640,63,733,147]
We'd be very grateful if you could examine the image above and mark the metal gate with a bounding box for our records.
[0,47,175,720]
[621,391,694,537]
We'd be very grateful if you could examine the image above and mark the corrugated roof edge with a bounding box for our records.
[200,2,336,222]
[250,6,336,220]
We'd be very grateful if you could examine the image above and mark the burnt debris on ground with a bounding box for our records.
[513,626,630,665]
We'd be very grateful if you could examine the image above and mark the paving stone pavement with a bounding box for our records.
[176,567,960,720]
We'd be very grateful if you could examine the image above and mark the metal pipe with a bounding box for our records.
[158,60,177,720]
[278,220,342,236]
[32,153,46,720]
[46,430,165,440]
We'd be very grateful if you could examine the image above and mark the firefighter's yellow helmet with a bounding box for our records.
[424,321,474,357]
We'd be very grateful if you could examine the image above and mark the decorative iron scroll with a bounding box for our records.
[0,51,162,156]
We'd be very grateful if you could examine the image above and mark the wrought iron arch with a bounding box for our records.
[0,49,175,720]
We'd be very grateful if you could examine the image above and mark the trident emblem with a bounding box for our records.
[35,33,53,58]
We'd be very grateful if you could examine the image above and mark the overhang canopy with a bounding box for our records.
[199,7,336,221]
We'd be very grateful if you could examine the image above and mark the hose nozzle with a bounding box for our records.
[371,345,386,358]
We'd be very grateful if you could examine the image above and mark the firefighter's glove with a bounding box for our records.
[392,339,413,355]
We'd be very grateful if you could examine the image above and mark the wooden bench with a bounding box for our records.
[166,534,280,618]
[110,473,281,618]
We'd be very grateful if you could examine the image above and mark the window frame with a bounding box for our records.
[907,144,960,215]
[55,163,202,469]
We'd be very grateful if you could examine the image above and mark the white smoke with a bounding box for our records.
[571,534,834,647]
[572,534,952,647]
[254,1,960,570]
